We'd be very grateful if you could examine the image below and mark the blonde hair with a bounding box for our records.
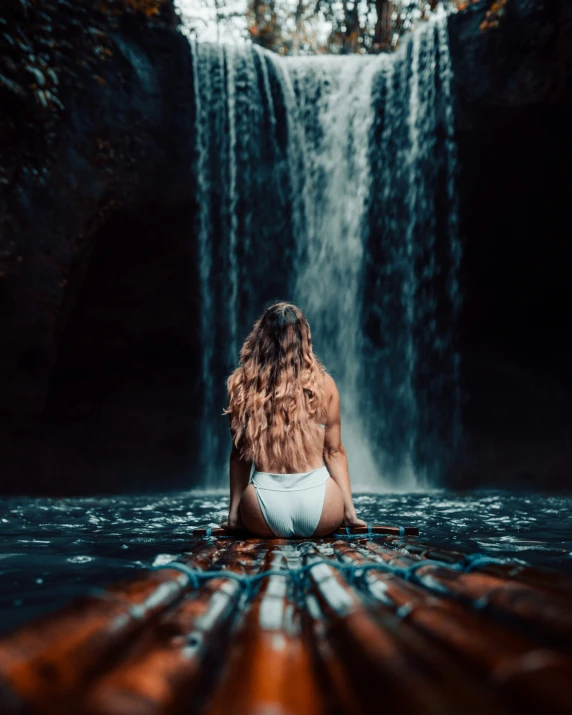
[225,302,328,472]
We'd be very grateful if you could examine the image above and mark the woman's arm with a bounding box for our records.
[323,375,365,528]
[225,442,252,529]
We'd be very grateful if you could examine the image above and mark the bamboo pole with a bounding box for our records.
[364,541,572,651]
[0,541,228,714]
[191,524,419,538]
[387,539,572,599]
[204,544,325,715]
[335,540,572,714]
[82,540,268,715]
[299,543,507,715]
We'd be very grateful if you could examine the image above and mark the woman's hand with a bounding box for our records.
[221,512,243,531]
[342,510,366,528]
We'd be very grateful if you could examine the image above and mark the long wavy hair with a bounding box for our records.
[225,302,328,472]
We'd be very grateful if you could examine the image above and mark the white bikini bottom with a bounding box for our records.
[249,463,330,538]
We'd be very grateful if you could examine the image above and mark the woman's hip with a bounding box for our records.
[240,475,343,538]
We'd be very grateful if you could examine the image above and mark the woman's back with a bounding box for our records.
[253,434,324,473]
[225,302,329,475]
[252,374,336,473]
[223,303,364,537]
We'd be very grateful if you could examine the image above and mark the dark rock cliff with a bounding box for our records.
[0,2,199,493]
[448,0,572,489]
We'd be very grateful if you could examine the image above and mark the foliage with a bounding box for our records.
[479,0,508,31]
[101,0,168,16]
[0,0,168,113]
[180,0,466,55]
[0,0,168,188]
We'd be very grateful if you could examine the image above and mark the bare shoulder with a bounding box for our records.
[323,372,339,402]
[322,373,341,430]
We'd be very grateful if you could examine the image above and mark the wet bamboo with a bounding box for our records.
[364,541,572,651]
[335,540,572,714]
[191,525,419,538]
[300,543,507,715]
[204,543,326,715]
[0,541,229,714]
[82,540,268,715]
[387,538,572,599]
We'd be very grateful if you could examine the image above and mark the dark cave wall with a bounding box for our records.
[6,205,201,493]
[0,5,200,493]
[448,0,572,488]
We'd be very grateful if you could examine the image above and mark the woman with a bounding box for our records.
[222,302,365,538]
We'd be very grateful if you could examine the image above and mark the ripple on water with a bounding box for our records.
[0,489,571,635]
[66,556,94,564]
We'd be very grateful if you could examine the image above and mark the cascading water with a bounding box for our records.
[274,54,391,488]
[190,11,460,489]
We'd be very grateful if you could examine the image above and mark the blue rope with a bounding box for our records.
[200,523,411,541]
[152,560,398,594]
[332,532,373,540]
[152,551,511,595]
[462,554,508,573]
[205,532,377,541]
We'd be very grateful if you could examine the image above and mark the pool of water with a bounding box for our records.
[1,489,571,636]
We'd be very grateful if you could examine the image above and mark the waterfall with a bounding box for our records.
[190,11,460,489]
[276,54,390,488]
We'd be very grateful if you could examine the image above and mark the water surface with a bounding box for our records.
[1,490,571,636]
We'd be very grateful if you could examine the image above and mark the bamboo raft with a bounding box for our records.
[1,525,572,714]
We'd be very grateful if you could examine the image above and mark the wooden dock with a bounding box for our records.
[0,526,571,714]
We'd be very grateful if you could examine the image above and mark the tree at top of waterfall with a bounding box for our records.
[177,0,466,55]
